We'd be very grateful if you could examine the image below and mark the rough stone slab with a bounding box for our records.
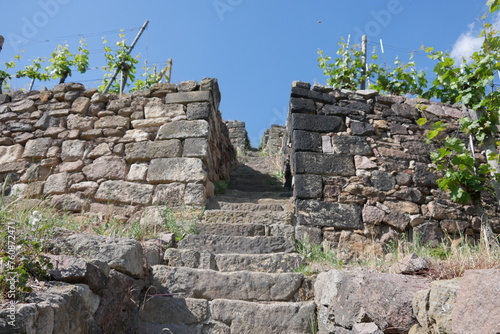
[292,130,322,152]
[0,160,30,173]
[294,152,355,176]
[183,138,209,158]
[22,138,52,160]
[203,210,293,225]
[186,102,211,120]
[294,174,323,199]
[156,120,209,140]
[197,223,266,236]
[47,254,106,293]
[291,113,345,132]
[10,99,36,113]
[144,102,185,119]
[451,270,500,334]
[71,96,90,114]
[82,156,128,181]
[164,91,211,104]
[177,235,296,254]
[94,115,130,129]
[291,87,336,104]
[206,201,284,212]
[53,233,144,278]
[330,136,373,155]
[297,200,362,228]
[61,140,86,161]
[151,266,304,301]
[210,299,316,334]
[315,269,430,333]
[215,253,306,273]
[95,180,154,206]
[125,140,182,162]
[152,182,186,205]
[289,97,316,113]
[0,144,24,164]
[147,158,207,183]
[139,296,208,325]
[66,114,94,130]
[43,172,70,195]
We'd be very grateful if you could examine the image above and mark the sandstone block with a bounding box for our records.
[183,138,209,158]
[70,96,90,114]
[164,91,211,104]
[139,296,208,325]
[22,138,52,160]
[156,120,209,140]
[67,114,94,130]
[144,102,184,119]
[184,183,206,206]
[43,172,70,195]
[125,140,182,162]
[186,102,211,120]
[153,182,186,205]
[61,140,86,161]
[94,115,130,129]
[82,156,128,181]
[126,163,148,181]
[297,200,362,228]
[10,99,36,113]
[0,144,24,164]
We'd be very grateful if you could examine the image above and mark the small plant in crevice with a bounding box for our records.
[214,180,231,195]
[160,205,203,242]
[296,237,344,270]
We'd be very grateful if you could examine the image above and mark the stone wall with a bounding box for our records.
[0,78,236,215]
[260,124,286,156]
[285,81,499,253]
[225,120,249,154]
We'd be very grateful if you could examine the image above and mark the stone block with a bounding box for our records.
[350,121,375,136]
[66,114,94,130]
[296,200,362,228]
[61,140,86,161]
[153,183,186,205]
[7,122,34,132]
[125,140,182,162]
[156,120,209,140]
[0,160,30,173]
[144,102,185,119]
[414,162,438,187]
[82,156,128,181]
[291,113,345,132]
[10,99,36,113]
[330,136,372,155]
[95,180,154,206]
[291,87,336,104]
[21,138,51,160]
[186,102,211,120]
[289,97,316,113]
[87,143,112,159]
[50,193,89,212]
[292,130,322,152]
[43,172,70,195]
[94,115,130,129]
[164,91,211,104]
[47,254,106,293]
[184,183,206,206]
[139,296,208,325]
[294,152,355,176]
[126,163,148,181]
[147,158,207,183]
[183,138,209,158]
[370,170,396,191]
[70,96,90,114]
[293,174,323,199]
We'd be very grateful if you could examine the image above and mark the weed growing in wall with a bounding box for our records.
[160,205,203,242]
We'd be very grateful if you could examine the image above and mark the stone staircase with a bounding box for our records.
[145,151,316,333]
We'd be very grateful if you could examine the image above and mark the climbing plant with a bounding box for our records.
[46,38,90,84]
[16,57,50,83]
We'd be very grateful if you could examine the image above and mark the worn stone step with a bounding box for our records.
[223,189,292,199]
[209,299,317,334]
[229,183,287,192]
[207,196,294,211]
[206,200,284,212]
[139,299,316,334]
[203,209,293,225]
[178,234,296,254]
[198,223,266,236]
[165,249,305,273]
[151,266,305,301]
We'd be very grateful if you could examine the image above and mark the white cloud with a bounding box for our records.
[450,13,500,61]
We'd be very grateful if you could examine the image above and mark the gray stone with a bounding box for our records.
[297,200,362,228]
[356,89,378,99]
[186,102,211,120]
[61,140,86,161]
[94,115,130,129]
[289,97,316,113]
[153,182,186,205]
[35,112,59,129]
[126,163,148,181]
[389,253,430,275]
[22,138,52,159]
[95,180,154,206]
[7,122,34,132]
[178,80,200,92]
[315,269,429,333]
[210,299,316,334]
[291,113,345,132]
[147,158,207,183]
[139,296,208,325]
[414,163,438,187]
[394,187,425,203]
[87,143,112,158]
[350,121,375,136]
[66,114,94,130]
[451,269,500,334]
[362,205,386,225]
[178,234,296,254]
[51,193,89,212]
[202,210,293,226]
[183,138,209,158]
[0,93,11,104]
[294,174,323,199]
[292,130,322,152]
[82,156,128,181]
[125,140,182,162]
[391,103,420,120]
[184,183,206,206]
[294,152,355,176]
[164,91,211,104]
[151,266,304,301]
[0,144,24,164]
[71,96,90,114]
[10,99,36,113]
[156,120,209,140]
[47,254,106,292]
[144,101,184,119]
[43,172,70,195]
[331,136,373,155]
[55,233,144,278]
[370,170,395,191]
[291,87,336,104]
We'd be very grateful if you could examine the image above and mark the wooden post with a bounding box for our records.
[103,20,149,94]
[0,35,4,53]
[361,35,367,90]
[166,58,172,83]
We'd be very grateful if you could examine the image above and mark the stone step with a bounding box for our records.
[138,298,316,334]
[206,200,284,212]
[202,209,293,225]
[178,234,297,254]
[223,188,292,199]
[165,249,306,273]
[151,266,305,302]
[229,183,287,193]
[207,196,294,211]
[198,223,266,236]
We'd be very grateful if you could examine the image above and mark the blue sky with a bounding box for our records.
[0,0,493,146]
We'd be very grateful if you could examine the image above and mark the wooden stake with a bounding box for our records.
[361,35,367,90]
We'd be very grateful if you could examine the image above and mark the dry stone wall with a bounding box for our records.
[0,78,236,216]
[225,120,249,154]
[285,81,499,254]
